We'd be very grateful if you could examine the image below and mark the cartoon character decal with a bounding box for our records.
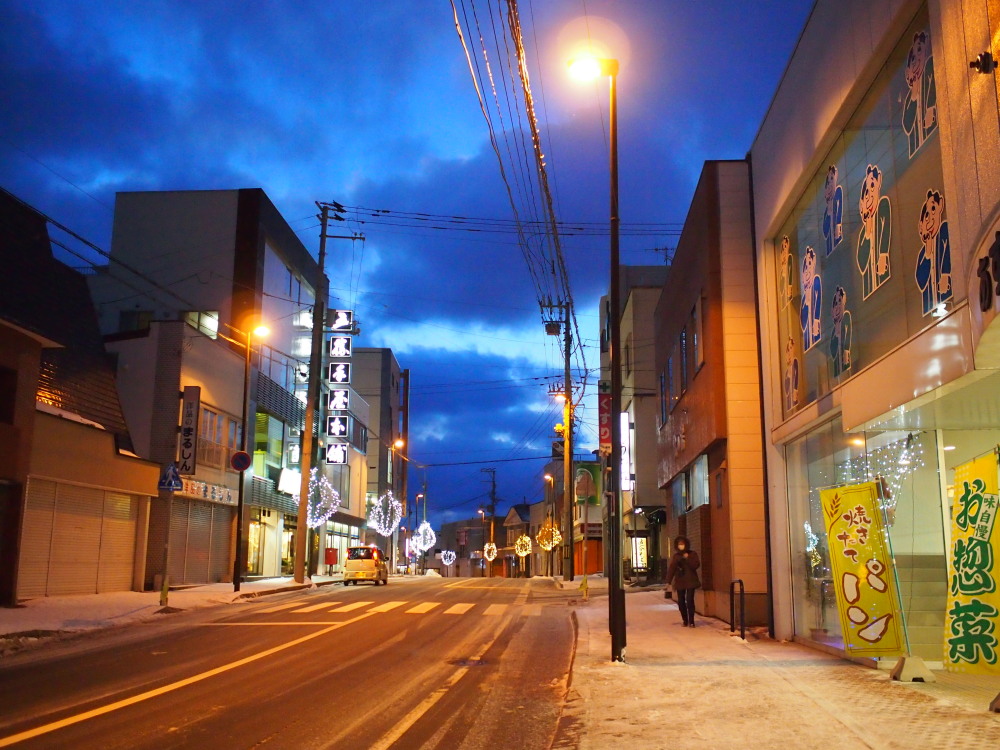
[800,246,822,351]
[902,30,937,159]
[856,164,892,299]
[830,286,853,377]
[823,165,844,256]
[914,189,951,316]
[779,234,795,310]
[784,337,800,412]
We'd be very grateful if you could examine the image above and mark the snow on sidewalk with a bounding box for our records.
[559,590,1000,750]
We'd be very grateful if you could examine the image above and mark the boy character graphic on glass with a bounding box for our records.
[856,164,891,299]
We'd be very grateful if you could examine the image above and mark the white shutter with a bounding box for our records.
[209,505,234,583]
[48,483,102,595]
[184,501,213,583]
[17,479,57,599]
[97,492,137,592]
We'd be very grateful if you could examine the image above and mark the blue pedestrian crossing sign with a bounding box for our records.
[158,462,183,492]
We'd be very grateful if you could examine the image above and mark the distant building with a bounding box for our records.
[0,190,158,604]
[89,188,368,586]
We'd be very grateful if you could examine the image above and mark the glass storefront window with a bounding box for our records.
[786,417,948,657]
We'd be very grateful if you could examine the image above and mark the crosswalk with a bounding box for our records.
[254,598,530,618]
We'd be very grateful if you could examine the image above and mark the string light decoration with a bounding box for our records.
[441,550,457,566]
[838,433,925,523]
[299,468,341,529]
[803,522,823,574]
[368,490,403,537]
[483,542,498,562]
[413,521,436,553]
[536,523,562,551]
[514,534,532,558]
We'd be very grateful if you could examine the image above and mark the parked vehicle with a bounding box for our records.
[343,546,388,585]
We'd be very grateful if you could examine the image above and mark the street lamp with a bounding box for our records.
[569,53,626,661]
[234,322,269,592]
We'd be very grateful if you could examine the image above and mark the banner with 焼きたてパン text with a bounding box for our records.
[945,453,1000,673]
[821,482,905,657]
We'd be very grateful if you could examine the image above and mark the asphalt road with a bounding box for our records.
[0,577,575,749]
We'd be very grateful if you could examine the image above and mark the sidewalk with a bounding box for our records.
[558,588,1000,750]
[0,575,347,654]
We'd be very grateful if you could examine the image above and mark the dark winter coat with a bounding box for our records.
[665,537,701,590]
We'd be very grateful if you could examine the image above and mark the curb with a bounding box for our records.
[234,583,311,600]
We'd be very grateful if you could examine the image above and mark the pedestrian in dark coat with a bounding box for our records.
[666,536,701,627]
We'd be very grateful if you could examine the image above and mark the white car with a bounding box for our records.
[343,546,388,585]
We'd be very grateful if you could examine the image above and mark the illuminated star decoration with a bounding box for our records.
[514,534,532,558]
[483,542,498,562]
[414,521,437,553]
[441,550,457,566]
[368,490,403,537]
[299,468,341,529]
[536,523,562,551]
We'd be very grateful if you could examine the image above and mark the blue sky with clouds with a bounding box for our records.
[0,0,814,527]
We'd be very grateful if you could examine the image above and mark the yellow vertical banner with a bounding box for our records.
[945,453,1000,673]
[821,482,905,657]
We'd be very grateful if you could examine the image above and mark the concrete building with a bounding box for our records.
[653,161,769,625]
[89,188,368,586]
[751,0,1000,671]
[0,190,158,604]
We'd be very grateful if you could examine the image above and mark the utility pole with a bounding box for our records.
[482,468,496,577]
[542,299,574,582]
[398,368,410,573]
[293,202,358,584]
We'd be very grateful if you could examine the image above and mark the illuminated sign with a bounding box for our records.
[325,442,348,465]
[329,309,354,332]
[328,336,352,358]
[177,386,200,475]
[328,362,352,384]
[329,389,350,411]
[326,415,349,437]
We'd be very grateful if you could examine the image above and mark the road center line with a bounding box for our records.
[0,611,376,748]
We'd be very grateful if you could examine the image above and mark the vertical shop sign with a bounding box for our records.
[177,386,200,475]
[821,482,905,657]
[598,380,611,455]
[945,453,1000,673]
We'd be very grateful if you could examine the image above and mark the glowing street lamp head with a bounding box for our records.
[568,56,619,81]
[252,324,270,338]
[393,438,405,449]
[543,474,553,483]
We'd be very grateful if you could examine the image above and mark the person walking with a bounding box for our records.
[666,536,701,627]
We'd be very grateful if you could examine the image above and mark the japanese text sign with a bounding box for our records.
[598,393,612,453]
[177,386,200,475]
[946,453,1000,673]
[821,482,905,657]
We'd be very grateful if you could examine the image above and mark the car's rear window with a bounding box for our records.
[348,548,376,560]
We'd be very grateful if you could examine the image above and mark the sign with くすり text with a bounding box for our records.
[945,453,1000,673]
[821,482,904,657]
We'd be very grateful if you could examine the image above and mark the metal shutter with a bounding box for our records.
[17,479,57,599]
[47,483,103,595]
[97,492,138,592]
[168,499,190,584]
[183,500,213,583]
[209,505,233,582]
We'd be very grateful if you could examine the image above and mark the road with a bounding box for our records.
[0,577,574,749]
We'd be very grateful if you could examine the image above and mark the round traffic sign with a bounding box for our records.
[230,451,252,472]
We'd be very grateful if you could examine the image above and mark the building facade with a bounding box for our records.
[752,0,1000,666]
[654,161,769,624]
[0,190,158,603]
[89,188,368,586]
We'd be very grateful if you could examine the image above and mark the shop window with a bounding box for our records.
[658,372,667,427]
[119,309,153,333]
[198,406,240,469]
[692,296,703,370]
[184,310,219,339]
[680,327,689,392]
[689,455,709,510]
[671,473,687,518]
[666,355,675,410]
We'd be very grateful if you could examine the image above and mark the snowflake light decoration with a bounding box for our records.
[441,550,457,566]
[483,542,498,562]
[297,468,341,528]
[514,534,532,558]
[368,490,403,537]
[536,523,562,551]
[413,521,436,553]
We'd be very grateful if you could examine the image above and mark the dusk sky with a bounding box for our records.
[1,0,814,528]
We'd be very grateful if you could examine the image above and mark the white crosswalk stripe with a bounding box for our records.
[368,601,407,613]
[329,601,374,613]
[405,601,441,614]
[292,601,342,613]
[482,604,507,616]
[256,600,311,614]
[442,603,475,615]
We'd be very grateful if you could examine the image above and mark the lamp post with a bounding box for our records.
[570,54,626,661]
[477,508,485,577]
[543,474,554,576]
[234,323,269,593]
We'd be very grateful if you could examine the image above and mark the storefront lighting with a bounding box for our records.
[944,445,956,451]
